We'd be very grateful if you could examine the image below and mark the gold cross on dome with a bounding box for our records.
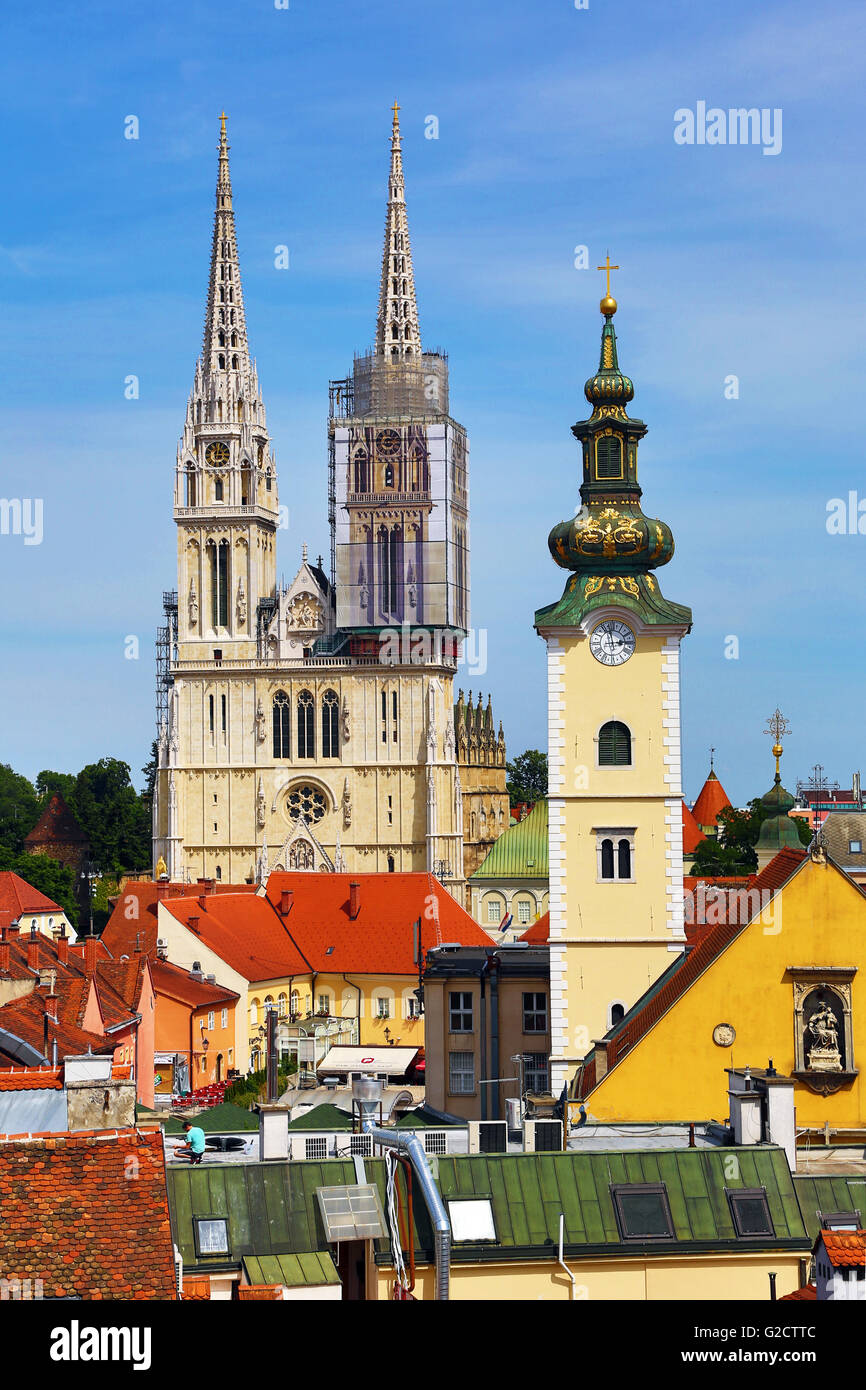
[764,708,791,744]
[597,253,619,299]
[392,100,400,121]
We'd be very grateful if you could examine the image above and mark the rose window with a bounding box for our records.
[287,784,326,824]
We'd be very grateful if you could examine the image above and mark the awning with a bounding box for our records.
[317,1045,420,1077]
[242,1252,339,1288]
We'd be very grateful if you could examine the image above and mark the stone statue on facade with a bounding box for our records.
[807,1002,842,1072]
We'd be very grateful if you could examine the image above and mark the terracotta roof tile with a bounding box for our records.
[780,1283,816,1300]
[0,1068,63,1091]
[0,872,63,931]
[691,771,732,829]
[519,911,550,943]
[0,1129,176,1299]
[818,1229,866,1267]
[681,801,706,855]
[150,958,239,1008]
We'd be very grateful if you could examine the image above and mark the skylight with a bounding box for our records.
[448,1198,497,1243]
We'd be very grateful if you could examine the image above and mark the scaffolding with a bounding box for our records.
[155,591,178,734]
[330,350,449,423]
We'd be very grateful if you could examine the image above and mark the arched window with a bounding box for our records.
[209,539,229,627]
[277,992,287,1017]
[290,990,299,1018]
[232,355,239,370]
[273,690,290,758]
[297,690,314,758]
[598,720,632,766]
[387,855,395,873]
[610,1002,626,1027]
[601,838,615,879]
[596,434,623,480]
[184,464,197,507]
[617,838,631,878]
[321,689,339,758]
[241,460,252,506]
[218,329,225,346]
[215,865,222,881]
[354,450,369,493]
[218,353,225,368]
[265,467,272,493]
[214,479,223,501]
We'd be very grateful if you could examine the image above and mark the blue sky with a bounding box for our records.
[0,0,864,806]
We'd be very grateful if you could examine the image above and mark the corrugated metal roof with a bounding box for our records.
[470,800,548,881]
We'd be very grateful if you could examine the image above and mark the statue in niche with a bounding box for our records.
[806,998,843,1072]
[341,697,350,744]
[188,578,198,627]
[256,777,266,830]
[255,698,266,743]
[342,777,352,829]
[236,577,247,626]
[287,593,322,631]
[289,840,314,871]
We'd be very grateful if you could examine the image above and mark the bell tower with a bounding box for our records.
[535,267,693,1091]
[173,114,279,658]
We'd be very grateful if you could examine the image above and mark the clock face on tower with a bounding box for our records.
[589,619,636,666]
[205,441,230,466]
[376,428,401,457]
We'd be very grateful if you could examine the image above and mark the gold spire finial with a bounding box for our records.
[764,707,791,778]
[597,251,619,316]
[220,111,227,135]
[392,99,400,122]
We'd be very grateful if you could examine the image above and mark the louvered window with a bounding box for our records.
[598,720,632,766]
[596,435,623,480]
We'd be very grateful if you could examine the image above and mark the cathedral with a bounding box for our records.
[152,111,508,898]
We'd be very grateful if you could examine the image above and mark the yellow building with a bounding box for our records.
[574,846,866,1135]
[151,871,492,1071]
[534,277,692,1086]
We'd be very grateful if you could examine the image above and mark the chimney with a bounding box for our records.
[197,895,207,912]
[188,916,200,932]
[8,920,20,938]
[196,878,216,895]
[27,934,40,974]
[154,880,169,901]
[84,936,99,975]
[0,934,10,974]
[349,881,361,920]
[56,931,69,966]
[279,889,293,917]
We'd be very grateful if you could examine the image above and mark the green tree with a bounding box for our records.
[691,800,811,876]
[71,758,151,875]
[506,749,548,806]
[0,764,40,853]
[34,769,76,803]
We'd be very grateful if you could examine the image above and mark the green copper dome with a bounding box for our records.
[536,299,690,633]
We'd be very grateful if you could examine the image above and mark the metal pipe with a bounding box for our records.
[557,1213,576,1300]
[363,1121,451,1301]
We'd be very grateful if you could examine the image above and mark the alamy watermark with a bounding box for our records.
[379,622,487,675]
[674,103,782,156]
[0,497,43,545]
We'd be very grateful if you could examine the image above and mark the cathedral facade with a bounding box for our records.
[152,111,507,897]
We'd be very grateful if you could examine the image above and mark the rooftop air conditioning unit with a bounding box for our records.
[156,938,168,951]
[524,1119,563,1153]
[468,1120,507,1155]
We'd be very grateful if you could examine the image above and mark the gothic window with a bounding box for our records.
[297,690,314,758]
[218,354,225,369]
[231,332,238,347]
[286,784,326,823]
[379,527,400,617]
[391,324,399,340]
[598,720,632,766]
[208,694,215,736]
[387,855,395,873]
[184,464,197,507]
[353,450,369,493]
[265,468,272,493]
[218,330,225,346]
[321,689,339,758]
[209,540,229,628]
[214,480,223,501]
[219,287,225,302]
[273,691,290,758]
[596,434,623,481]
[232,355,239,370]
[241,461,252,506]
[221,694,227,736]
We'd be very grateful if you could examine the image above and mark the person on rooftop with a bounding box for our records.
[179,1120,206,1165]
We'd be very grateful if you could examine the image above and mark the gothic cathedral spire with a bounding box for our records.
[375,102,422,359]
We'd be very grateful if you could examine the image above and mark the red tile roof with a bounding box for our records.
[0,872,63,931]
[0,992,114,1063]
[681,802,706,855]
[23,794,88,849]
[519,911,550,944]
[155,872,492,982]
[0,1128,176,1299]
[818,1229,866,1268]
[0,1068,63,1091]
[780,1283,816,1301]
[575,848,808,1099]
[151,958,239,1008]
[691,770,732,829]
[101,879,257,958]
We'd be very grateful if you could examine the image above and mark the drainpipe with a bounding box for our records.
[490,954,501,1120]
[479,961,488,1122]
[362,1121,451,1301]
[557,1213,576,1300]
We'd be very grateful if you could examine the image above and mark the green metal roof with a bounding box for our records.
[242,1252,339,1287]
[162,1102,260,1134]
[168,1158,358,1273]
[793,1174,866,1242]
[384,1147,809,1264]
[470,800,549,882]
[286,1104,354,1132]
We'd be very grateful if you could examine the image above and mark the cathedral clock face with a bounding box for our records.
[205,441,230,466]
[589,619,635,666]
[376,428,401,457]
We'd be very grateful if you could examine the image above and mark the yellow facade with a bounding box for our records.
[541,619,687,1088]
[372,1252,802,1301]
[581,853,866,1131]
[249,973,425,1052]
